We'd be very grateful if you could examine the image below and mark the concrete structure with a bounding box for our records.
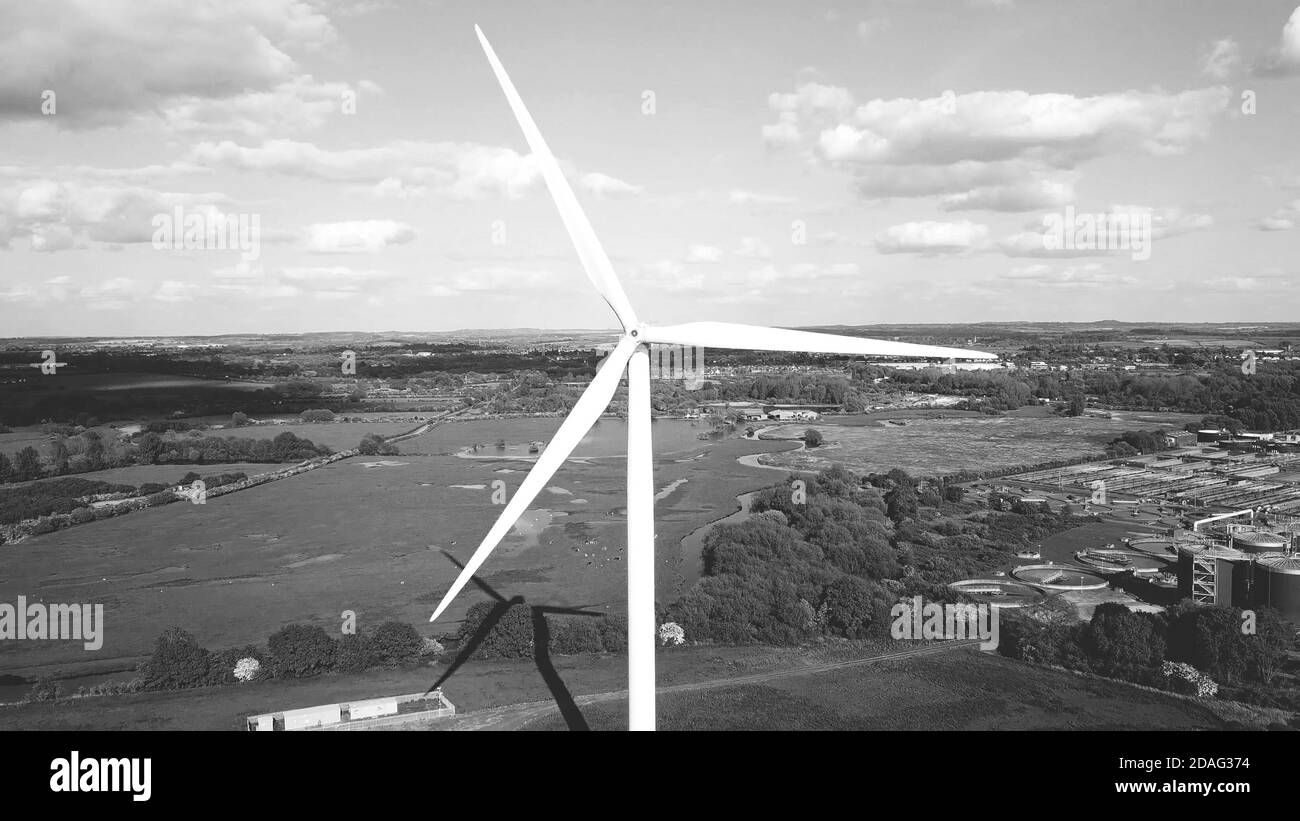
[246,689,455,731]
[1176,544,1250,607]
[1251,553,1300,624]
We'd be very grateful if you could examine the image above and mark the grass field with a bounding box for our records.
[760,410,1202,476]
[205,420,418,451]
[523,648,1234,731]
[2,641,1264,731]
[0,418,796,679]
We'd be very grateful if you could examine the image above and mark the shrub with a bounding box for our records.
[146,490,176,507]
[420,637,445,658]
[267,624,337,678]
[549,618,605,654]
[137,483,167,495]
[69,507,95,524]
[205,645,267,685]
[233,658,262,683]
[143,627,212,690]
[1161,661,1218,698]
[458,601,534,659]
[28,675,62,702]
[334,633,376,673]
[370,621,423,667]
[803,429,823,448]
[658,622,686,646]
[598,614,629,653]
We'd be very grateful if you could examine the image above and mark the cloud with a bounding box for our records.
[1260,200,1300,230]
[764,83,1230,210]
[1255,6,1300,76]
[727,189,799,206]
[628,260,705,292]
[160,75,366,138]
[190,139,616,200]
[305,220,414,253]
[0,175,245,250]
[1000,263,1136,289]
[939,178,1077,212]
[999,205,1213,257]
[875,220,989,254]
[580,172,644,199]
[685,244,724,263]
[857,19,891,41]
[735,236,774,259]
[1201,273,1298,292]
[0,0,338,126]
[1201,38,1241,79]
[421,267,564,298]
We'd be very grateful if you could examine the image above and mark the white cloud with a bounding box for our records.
[190,139,627,200]
[939,178,1077,212]
[727,189,799,206]
[1201,38,1241,79]
[1001,263,1135,289]
[1260,200,1300,230]
[735,236,773,259]
[580,172,643,199]
[999,204,1212,257]
[876,220,989,254]
[305,220,414,253]
[160,76,363,138]
[857,19,890,41]
[0,175,240,250]
[685,244,724,263]
[764,83,1230,210]
[0,0,338,126]
[1255,6,1300,76]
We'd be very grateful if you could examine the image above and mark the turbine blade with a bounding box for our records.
[429,337,636,623]
[644,321,997,361]
[474,25,639,330]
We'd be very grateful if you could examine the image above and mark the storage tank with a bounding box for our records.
[1177,544,1251,607]
[1251,553,1300,624]
[1231,530,1287,554]
[1196,429,1223,444]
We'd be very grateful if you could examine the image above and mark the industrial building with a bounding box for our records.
[245,689,455,731]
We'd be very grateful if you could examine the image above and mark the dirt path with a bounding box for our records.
[436,640,980,731]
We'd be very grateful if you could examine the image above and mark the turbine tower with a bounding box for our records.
[430,25,998,731]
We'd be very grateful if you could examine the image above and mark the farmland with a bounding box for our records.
[0,418,795,680]
[758,409,1202,476]
[521,648,1240,731]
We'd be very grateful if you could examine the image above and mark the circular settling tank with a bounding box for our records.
[1231,531,1287,554]
[1130,539,1177,556]
[1011,564,1109,590]
[947,579,1048,607]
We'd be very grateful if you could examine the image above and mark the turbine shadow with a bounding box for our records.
[428,550,601,731]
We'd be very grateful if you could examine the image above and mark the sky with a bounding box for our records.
[2,0,1300,336]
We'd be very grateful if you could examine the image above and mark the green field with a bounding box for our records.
[523,649,1234,731]
[0,419,795,679]
[206,420,418,451]
[760,410,1202,476]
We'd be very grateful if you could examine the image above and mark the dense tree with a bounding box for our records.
[1080,602,1166,680]
[142,627,212,690]
[823,575,887,639]
[267,624,337,678]
[803,428,823,448]
[457,601,534,659]
[13,447,42,482]
[369,621,424,667]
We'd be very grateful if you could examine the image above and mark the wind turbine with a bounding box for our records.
[430,25,998,731]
